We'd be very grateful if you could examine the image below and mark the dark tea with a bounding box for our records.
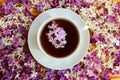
[40,19,79,58]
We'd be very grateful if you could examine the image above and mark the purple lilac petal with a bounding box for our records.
[35,2,43,11]
[114,50,120,66]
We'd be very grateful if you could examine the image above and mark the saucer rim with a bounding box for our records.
[28,8,90,70]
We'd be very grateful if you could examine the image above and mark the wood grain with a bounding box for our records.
[0,0,4,6]
[112,0,120,3]
[109,74,120,80]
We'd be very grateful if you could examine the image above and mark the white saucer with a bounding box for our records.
[28,8,90,70]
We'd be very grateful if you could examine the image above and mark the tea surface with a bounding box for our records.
[40,19,79,58]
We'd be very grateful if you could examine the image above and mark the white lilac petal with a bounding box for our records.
[48,37,54,42]
[58,29,67,38]
[55,27,61,32]
[51,22,57,29]
[48,25,52,29]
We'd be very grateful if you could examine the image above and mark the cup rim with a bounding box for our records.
[37,17,81,59]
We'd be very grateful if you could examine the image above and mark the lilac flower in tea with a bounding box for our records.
[46,21,67,49]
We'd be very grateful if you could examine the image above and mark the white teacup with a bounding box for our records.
[28,8,90,70]
[37,17,81,59]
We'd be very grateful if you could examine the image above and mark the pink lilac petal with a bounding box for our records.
[104,15,116,23]
[118,22,120,28]
[60,77,66,80]
[112,70,119,75]
[58,28,67,39]
[23,8,31,16]
[23,0,31,9]
[51,22,57,29]
[46,70,55,79]
[101,68,112,80]
[49,0,59,8]
[113,4,120,14]
[12,36,20,47]
[2,28,9,35]
[73,64,81,72]
[103,47,109,55]
[20,73,30,80]
[0,42,4,49]
[117,36,120,41]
